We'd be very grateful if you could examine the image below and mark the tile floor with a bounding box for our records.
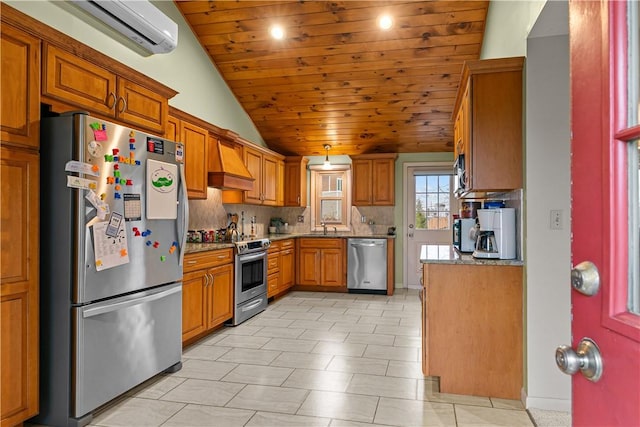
[89,289,542,427]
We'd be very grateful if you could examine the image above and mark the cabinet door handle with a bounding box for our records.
[203,274,209,287]
[208,273,214,286]
[107,92,117,109]
[297,195,300,204]
[117,96,127,113]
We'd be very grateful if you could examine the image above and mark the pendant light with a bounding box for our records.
[322,144,332,170]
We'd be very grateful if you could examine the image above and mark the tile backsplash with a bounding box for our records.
[188,188,395,237]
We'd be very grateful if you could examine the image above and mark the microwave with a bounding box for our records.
[453,154,467,197]
[453,217,476,253]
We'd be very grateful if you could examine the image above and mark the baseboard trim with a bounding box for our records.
[524,393,571,412]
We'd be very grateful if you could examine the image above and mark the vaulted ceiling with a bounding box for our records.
[174,1,489,156]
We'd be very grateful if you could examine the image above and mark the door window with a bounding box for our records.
[414,174,451,230]
[612,0,640,326]
[627,0,640,314]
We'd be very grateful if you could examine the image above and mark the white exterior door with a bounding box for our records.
[404,164,454,288]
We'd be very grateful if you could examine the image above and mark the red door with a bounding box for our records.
[569,1,640,425]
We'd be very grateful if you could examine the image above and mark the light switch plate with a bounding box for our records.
[297,215,304,223]
[550,209,562,230]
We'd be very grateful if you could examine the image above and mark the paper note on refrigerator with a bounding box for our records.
[146,159,178,219]
[92,221,129,271]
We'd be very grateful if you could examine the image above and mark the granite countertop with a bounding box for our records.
[185,233,396,253]
[420,244,524,266]
[277,232,395,240]
[185,242,235,254]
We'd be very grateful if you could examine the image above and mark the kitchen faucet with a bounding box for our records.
[321,222,327,235]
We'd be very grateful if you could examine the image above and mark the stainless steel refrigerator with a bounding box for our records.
[34,112,188,427]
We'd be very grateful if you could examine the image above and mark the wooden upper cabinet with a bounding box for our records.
[452,57,524,196]
[262,154,278,206]
[243,146,263,204]
[116,78,168,134]
[0,24,40,149]
[165,115,179,142]
[351,153,397,206]
[276,159,285,207]
[284,156,308,207]
[225,144,284,206]
[1,147,39,426]
[43,44,116,116]
[177,118,208,200]
[42,43,171,135]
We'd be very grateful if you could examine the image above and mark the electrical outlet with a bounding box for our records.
[297,215,304,223]
[550,209,562,230]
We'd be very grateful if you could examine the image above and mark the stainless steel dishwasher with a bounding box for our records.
[347,238,387,293]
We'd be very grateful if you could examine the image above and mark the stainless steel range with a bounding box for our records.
[231,238,270,325]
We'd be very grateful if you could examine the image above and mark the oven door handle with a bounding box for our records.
[241,298,265,312]
[237,251,266,263]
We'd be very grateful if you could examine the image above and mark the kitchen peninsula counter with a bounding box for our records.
[420,244,523,266]
[421,245,523,400]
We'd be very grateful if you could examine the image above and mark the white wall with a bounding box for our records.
[5,0,265,145]
[481,0,546,59]
[482,0,572,411]
[525,3,571,411]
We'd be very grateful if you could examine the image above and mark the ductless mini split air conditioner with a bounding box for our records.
[71,0,178,54]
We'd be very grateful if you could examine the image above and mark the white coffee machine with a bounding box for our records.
[472,208,516,259]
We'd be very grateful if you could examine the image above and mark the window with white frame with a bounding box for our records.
[310,165,351,231]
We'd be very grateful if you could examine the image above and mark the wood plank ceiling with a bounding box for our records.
[175,1,489,156]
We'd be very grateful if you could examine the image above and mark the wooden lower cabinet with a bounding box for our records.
[182,269,208,341]
[296,238,344,288]
[279,247,294,288]
[267,239,295,297]
[0,146,39,426]
[207,264,233,327]
[182,250,234,344]
[422,262,523,399]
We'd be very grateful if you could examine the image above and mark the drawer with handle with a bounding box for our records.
[184,248,233,273]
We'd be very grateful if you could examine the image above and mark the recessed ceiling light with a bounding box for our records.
[270,25,285,40]
[378,14,393,30]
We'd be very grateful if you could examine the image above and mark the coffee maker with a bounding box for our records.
[472,208,516,259]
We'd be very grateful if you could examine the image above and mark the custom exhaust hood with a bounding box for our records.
[207,139,255,191]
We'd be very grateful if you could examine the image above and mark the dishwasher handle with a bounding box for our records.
[350,242,382,247]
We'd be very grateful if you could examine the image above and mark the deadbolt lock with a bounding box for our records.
[571,261,600,296]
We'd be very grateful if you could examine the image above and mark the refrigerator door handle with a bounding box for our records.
[82,285,182,318]
[177,163,189,267]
